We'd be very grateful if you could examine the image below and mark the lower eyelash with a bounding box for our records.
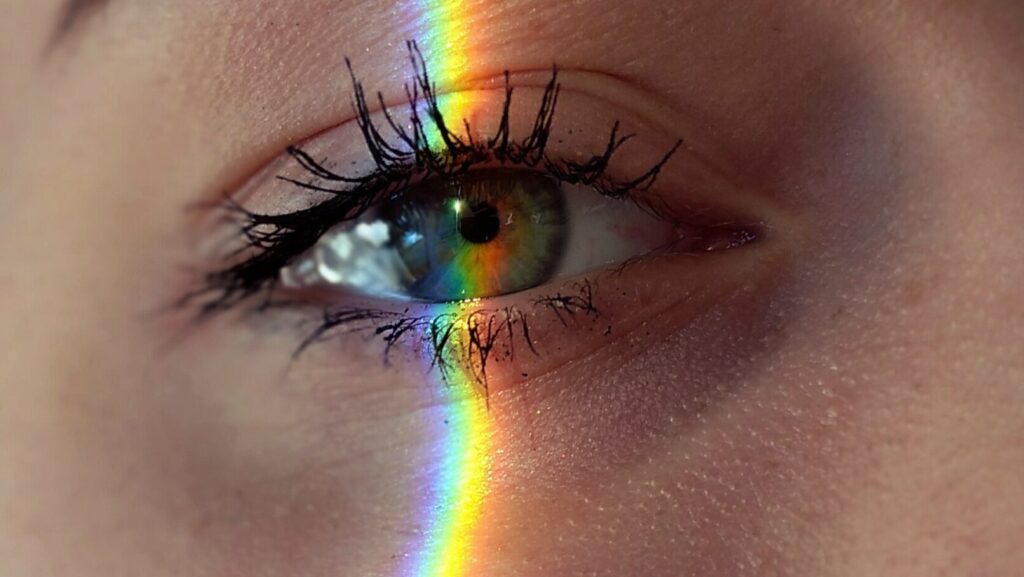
[294,280,602,388]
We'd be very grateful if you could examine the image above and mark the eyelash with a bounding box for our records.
[298,279,600,386]
[187,40,686,377]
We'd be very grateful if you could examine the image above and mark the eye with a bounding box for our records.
[280,168,676,302]
[194,45,768,387]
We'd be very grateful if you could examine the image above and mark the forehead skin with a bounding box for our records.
[1,1,1023,576]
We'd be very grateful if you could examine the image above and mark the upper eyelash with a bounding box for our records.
[188,40,682,315]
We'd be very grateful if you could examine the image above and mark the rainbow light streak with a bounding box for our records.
[403,2,495,577]
[406,342,492,577]
[416,0,473,151]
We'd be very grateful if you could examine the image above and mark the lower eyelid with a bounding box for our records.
[288,232,777,395]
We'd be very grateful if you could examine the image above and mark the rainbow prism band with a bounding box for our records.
[401,2,495,576]
[404,352,492,577]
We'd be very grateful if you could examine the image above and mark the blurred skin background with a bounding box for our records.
[1,1,1022,576]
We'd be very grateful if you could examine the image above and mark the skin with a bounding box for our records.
[1,0,1022,575]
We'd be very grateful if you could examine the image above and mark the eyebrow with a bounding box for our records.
[50,0,109,48]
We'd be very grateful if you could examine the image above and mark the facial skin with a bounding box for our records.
[1,1,1022,576]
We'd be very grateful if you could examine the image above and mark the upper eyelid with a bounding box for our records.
[248,87,763,233]
[214,66,701,208]
[227,75,651,211]
[217,74,757,245]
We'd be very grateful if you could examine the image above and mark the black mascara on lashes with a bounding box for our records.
[186,40,683,383]
[192,40,680,315]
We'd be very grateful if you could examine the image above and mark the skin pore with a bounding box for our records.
[1,1,1023,576]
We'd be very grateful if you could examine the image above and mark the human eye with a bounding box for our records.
[191,43,770,389]
[278,162,691,302]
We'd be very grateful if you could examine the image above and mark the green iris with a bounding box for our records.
[383,170,568,301]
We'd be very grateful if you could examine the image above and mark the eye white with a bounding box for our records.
[554,183,676,277]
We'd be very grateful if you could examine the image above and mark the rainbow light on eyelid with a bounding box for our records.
[402,2,495,577]
[416,0,473,151]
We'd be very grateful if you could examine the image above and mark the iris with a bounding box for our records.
[390,170,567,300]
[282,169,569,302]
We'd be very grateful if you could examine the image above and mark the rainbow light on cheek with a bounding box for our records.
[402,2,496,577]
[406,327,493,577]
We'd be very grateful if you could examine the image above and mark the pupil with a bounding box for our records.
[458,201,500,244]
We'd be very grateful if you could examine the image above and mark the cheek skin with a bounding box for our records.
[1,1,1022,577]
